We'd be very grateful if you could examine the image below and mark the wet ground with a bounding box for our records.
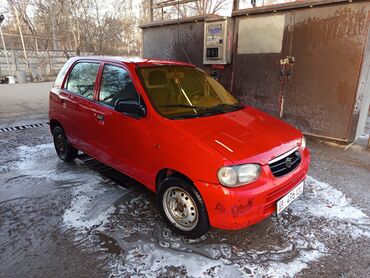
[0,83,370,277]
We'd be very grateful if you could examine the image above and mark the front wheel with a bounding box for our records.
[157,176,210,238]
[52,126,78,162]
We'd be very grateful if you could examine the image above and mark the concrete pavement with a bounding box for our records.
[0,82,52,128]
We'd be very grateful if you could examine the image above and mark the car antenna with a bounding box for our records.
[176,0,191,65]
[182,47,192,64]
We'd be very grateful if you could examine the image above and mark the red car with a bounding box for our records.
[49,56,310,238]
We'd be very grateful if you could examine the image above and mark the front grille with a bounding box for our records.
[269,147,301,177]
[262,172,305,215]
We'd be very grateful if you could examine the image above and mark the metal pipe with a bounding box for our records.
[13,6,32,82]
[0,15,11,76]
[0,24,11,75]
[149,0,153,22]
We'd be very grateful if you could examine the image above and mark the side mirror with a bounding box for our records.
[114,99,146,119]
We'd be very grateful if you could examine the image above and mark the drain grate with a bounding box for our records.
[0,122,49,133]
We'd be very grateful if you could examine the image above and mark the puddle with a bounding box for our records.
[96,232,122,256]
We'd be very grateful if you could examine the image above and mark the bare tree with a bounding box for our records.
[193,0,231,14]
[7,0,37,36]
[152,0,231,21]
[0,0,231,57]
[1,0,142,56]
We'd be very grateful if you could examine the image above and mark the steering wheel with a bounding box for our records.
[77,84,94,96]
[187,90,203,103]
[102,94,115,102]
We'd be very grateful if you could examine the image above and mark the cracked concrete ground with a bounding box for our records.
[0,82,369,277]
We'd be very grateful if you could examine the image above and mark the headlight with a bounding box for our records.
[218,164,261,187]
[300,136,306,150]
[217,167,238,187]
[238,164,261,183]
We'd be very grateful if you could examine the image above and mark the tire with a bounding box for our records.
[52,126,78,162]
[157,176,210,238]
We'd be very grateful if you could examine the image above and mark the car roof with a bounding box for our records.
[72,56,194,67]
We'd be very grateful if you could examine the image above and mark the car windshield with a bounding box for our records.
[137,66,243,119]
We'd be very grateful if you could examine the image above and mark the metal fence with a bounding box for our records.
[0,32,123,81]
[0,48,93,81]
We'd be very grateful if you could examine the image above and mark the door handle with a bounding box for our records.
[96,114,105,121]
[61,99,67,108]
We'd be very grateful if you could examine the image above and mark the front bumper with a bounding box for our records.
[195,148,310,230]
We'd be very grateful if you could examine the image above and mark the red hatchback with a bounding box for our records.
[49,56,310,238]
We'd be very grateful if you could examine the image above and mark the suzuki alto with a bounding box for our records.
[49,56,310,238]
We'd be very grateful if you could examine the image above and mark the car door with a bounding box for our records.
[92,63,150,183]
[63,61,100,155]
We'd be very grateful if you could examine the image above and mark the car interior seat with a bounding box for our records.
[147,70,173,107]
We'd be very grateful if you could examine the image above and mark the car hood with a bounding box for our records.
[172,107,302,165]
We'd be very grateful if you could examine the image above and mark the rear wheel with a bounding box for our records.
[157,176,210,238]
[52,126,78,162]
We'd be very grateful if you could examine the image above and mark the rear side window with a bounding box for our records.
[99,64,139,107]
[66,62,100,100]
[54,58,74,89]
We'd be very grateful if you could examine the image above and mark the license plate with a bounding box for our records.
[276,180,304,215]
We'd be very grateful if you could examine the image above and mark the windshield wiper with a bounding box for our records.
[168,114,200,120]
[163,103,244,119]
[193,103,244,117]
[158,104,207,110]
[208,103,244,110]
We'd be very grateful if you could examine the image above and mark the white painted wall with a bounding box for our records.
[355,26,370,139]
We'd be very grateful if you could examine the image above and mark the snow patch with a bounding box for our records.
[16,143,123,232]
[17,143,82,181]
[262,249,324,278]
[291,176,370,239]
[296,176,368,220]
[115,242,242,277]
[62,183,119,231]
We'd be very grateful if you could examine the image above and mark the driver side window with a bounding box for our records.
[99,65,138,107]
[66,62,99,100]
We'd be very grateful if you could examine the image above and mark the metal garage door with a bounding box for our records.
[232,2,370,141]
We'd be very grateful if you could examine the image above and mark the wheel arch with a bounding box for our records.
[155,168,211,237]
[156,168,194,190]
[49,119,63,134]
